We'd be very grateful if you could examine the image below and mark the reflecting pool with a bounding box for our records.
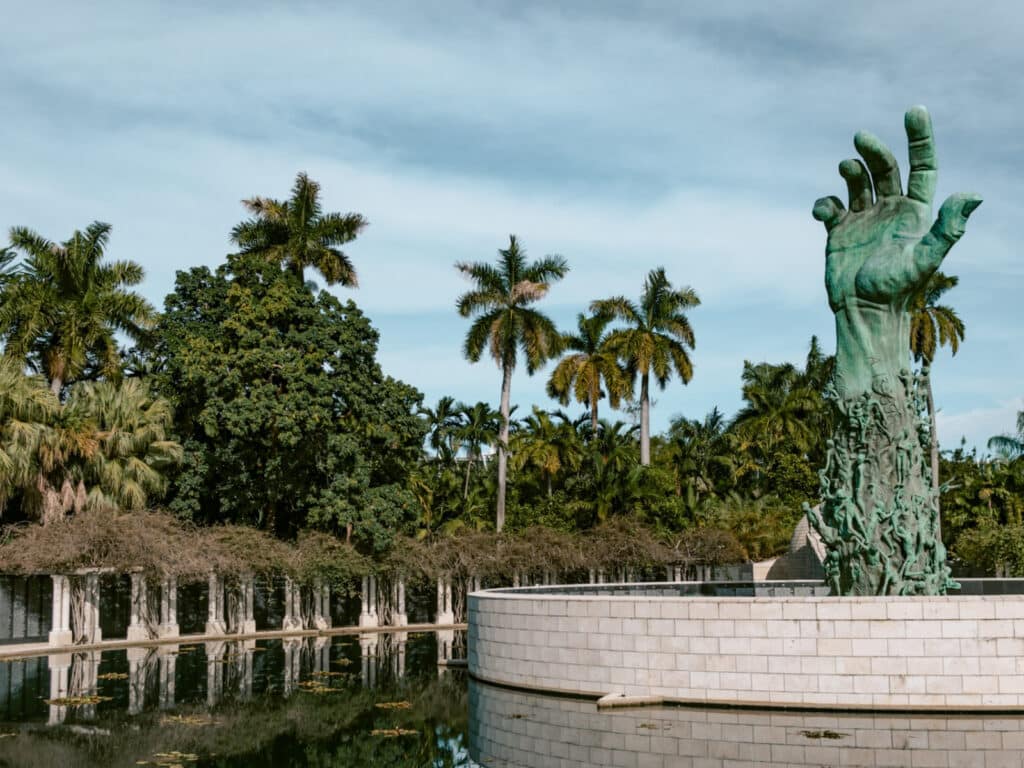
[4,632,1024,767]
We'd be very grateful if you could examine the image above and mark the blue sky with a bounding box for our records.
[1,1,1021,450]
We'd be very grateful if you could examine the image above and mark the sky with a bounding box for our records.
[1,1,1021,450]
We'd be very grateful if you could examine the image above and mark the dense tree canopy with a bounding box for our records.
[153,253,424,548]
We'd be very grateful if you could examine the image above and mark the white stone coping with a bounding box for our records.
[469,587,1024,712]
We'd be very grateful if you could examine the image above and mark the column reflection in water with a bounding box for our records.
[238,639,255,700]
[282,638,301,696]
[436,628,454,676]
[46,654,71,725]
[391,631,408,679]
[359,633,379,688]
[158,645,177,710]
[205,641,225,706]
[126,647,154,716]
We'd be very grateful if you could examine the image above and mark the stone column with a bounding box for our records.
[127,646,151,715]
[240,575,257,635]
[205,573,226,635]
[46,653,71,725]
[82,572,102,644]
[392,576,408,627]
[282,577,303,631]
[48,575,72,647]
[512,571,521,588]
[127,572,153,642]
[158,576,179,638]
[312,579,331,630]
[158,645,177,709]
[597,569,606,584]
[359,575,379,628]
[436,577,454,625]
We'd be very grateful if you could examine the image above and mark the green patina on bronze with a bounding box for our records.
[805,107,981,595]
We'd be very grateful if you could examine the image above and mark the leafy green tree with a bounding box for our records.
[592,268,700,465]
[153,253,424,547]
[231,172,367,287]
[0,222,154,395]
[909,270,965,495]
[547,312,632,433]
[455,235,569,531]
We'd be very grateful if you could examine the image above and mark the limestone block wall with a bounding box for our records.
[469,678,1024,768]
[468,589,1024,710]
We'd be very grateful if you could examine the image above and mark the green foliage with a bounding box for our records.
[546,312,632,430]
[0,222,154,394]
[231,172,367,286]
[592,267,700,465]
[153,253,424,548]
[455,234,569,531]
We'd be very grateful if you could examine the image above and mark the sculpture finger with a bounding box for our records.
[913,192,983,273]
[812,196,846,231]
[854,130,903,197]
[839,159,873,212]
[905,106,937,205]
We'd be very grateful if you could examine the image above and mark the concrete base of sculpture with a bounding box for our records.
[469,584,1024,711]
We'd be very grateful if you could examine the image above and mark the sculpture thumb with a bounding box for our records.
[915,192,983,270]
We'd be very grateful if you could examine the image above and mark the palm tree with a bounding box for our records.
[666,407,731,501]
[547,312,632,433]
[231,172,367,287]
[0,223,155,396]
[989,411,1024,461]
[67,379,183,511]
[592,268,700,465]
[733,361,819,460]
[452,401,501,499]
[909,271,965,498]
[512,407,583,496]
[420,396,462,464]
[455,235,568,531]
[0,359,56,515]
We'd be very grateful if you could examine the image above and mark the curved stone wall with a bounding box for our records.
[469,678,1024,768]
[468,587,1024,710]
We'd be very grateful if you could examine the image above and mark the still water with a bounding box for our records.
[2,631,1023,767]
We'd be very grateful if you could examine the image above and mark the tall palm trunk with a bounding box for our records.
[463,455,473,500]
[640,373,650,466]
[590,378,600,435]
[496,361,513,532]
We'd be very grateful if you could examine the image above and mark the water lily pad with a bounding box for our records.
[44,695,112,706]
[374,700,412,710]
